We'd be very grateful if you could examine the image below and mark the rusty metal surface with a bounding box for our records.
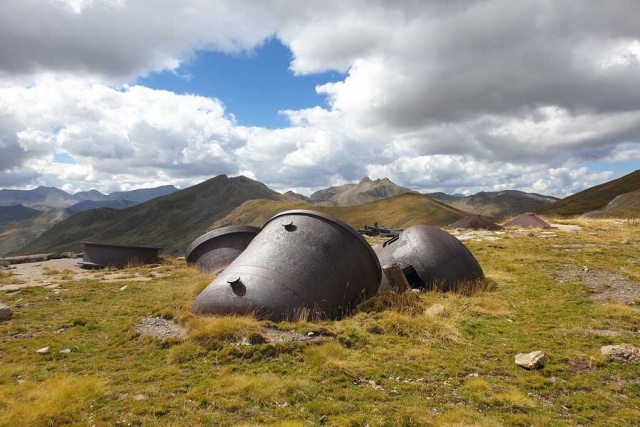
[81,242,160,269]
[374,225,484,291]
[192,210,381,321]
[185,225,260,274]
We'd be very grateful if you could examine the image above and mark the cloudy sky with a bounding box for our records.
[0,0,639,197]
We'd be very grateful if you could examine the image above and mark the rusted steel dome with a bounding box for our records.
[446,215,502,230]
[374,225,484,292]
[185,225,260,274]
[503,213,551,229]
[192,210,381,321]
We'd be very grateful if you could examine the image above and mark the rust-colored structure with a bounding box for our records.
[446,215,502,230]
[503,213,552,229]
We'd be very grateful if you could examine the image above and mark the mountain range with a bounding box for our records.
[309,177,415,206]
[0,185,178,210]
[0,185,178,254]
[3,170,639,256]
[427,190,558,219]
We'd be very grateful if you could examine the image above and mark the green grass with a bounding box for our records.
[213,192,468,231]
[1,219,639,426]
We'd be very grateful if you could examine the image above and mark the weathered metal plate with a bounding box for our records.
[185,225,260,274]
[374,225,484,292]
[81,242,160,269]
[192,210,381,321]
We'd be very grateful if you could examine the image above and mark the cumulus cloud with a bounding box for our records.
[0,0,638,196]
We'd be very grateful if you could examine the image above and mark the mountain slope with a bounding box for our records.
[212,192,469,231]
[282,191,313,203]
[429,190,558,219]
[0,205,43,226]
[539,170,640,217]
[310,177,415,206]
[19,175,287,255]
[68,199,139,212]
[0,208,72,255]
[582,190,640,218]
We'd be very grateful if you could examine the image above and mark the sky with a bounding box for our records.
[0,1,639,197]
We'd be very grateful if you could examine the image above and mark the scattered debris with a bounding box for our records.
[556,265,640,304]
[59,348,72,354]
[36,347,50,355]
[600,344,640,363]
[0,302,12,321]
[260,327,327,343]
[134,316,186,340]
[357,222,401,238]
[515,350,548,369]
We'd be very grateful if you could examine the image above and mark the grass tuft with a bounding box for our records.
[0,376,104,427]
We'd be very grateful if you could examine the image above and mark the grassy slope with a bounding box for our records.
[211,192,469,231]
[1,219,639,426]
[18,175,285,255]
[539,169,640,217]
[584,190,640,218]
[442,191,557,220]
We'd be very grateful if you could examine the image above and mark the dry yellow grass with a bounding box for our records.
[0,376,104,427]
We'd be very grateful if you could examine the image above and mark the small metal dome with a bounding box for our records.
[185,225,260,275]
[374,225,484,292]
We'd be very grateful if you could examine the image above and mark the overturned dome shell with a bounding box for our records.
[374,225,484,292]
[185,225,260,274]
[192,210,381,321]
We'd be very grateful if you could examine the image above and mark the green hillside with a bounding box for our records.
[212,192,469,231]
[539,169,640,216]
[19,175,286,255]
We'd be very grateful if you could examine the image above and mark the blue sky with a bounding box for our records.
[138,38,345,128]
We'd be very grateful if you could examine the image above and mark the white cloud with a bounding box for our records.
[0,0,638,196]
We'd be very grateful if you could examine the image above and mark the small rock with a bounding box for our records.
[133,394,148,401]
[411,288,421,294]
[59,348,72,354]
[621,239,631,245]
[0,302,12,322]
[425,303,446,317]
[307,331,315,336]
[600,343,640,363]
[515,350,548,369]
[36,347,50,355]
[119,285,127,291]
[581,266,589,273]
[319,415,329,424]
[176,256,186,261]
